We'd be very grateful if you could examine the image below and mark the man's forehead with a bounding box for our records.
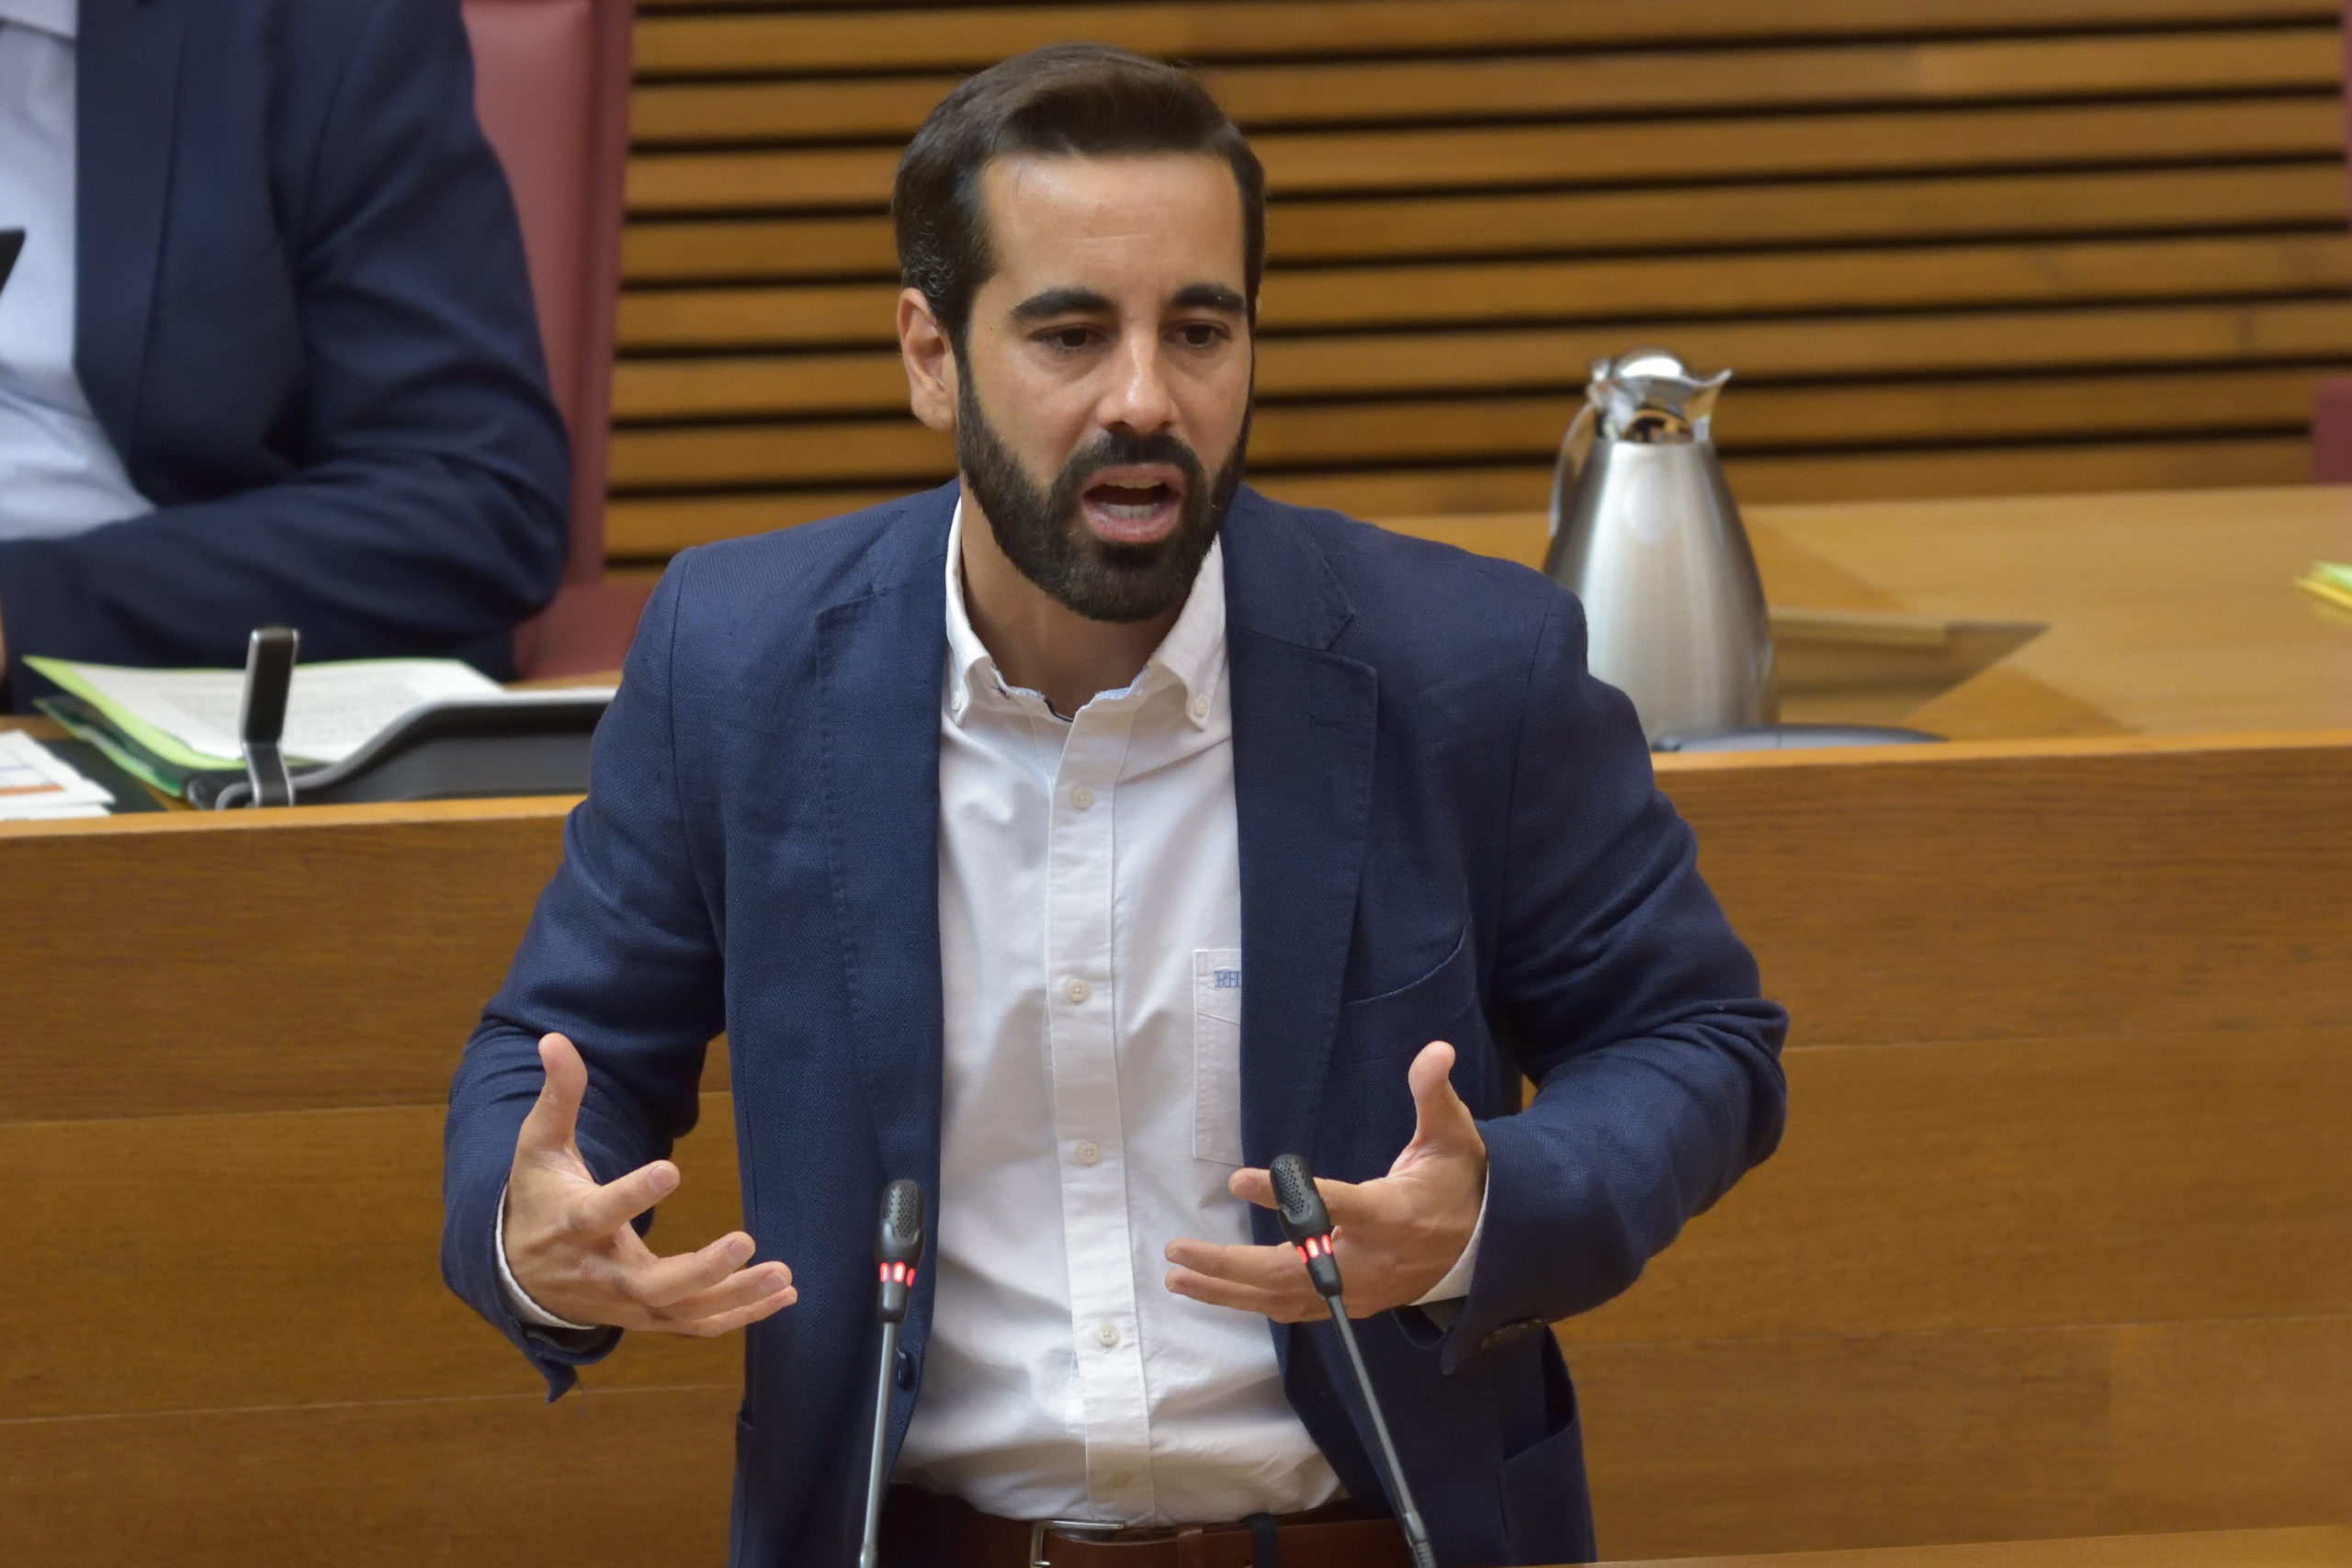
[978,152,1247,288]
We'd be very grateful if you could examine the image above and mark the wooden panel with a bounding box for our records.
[0,802,569,1120]
[629,31,2338,142]
[603,2,2352,554]
[1572,1316,2352,1558]
[0,1098,742,1418]
[605,365,2337,491]
[1654,733,2352,1044]
[628,97,2343,212]
[1558,1030,2352,1348]
[621,164,2351,283]
[630,2,2341,73]
[600,435,2316,560]
[614,299,2352,423]
[1607,1531,2352,1568]
[14,1029,2347,1418]
[0,1384,736,1568]
[617,231,2352,349]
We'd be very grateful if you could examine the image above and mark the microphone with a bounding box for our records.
[857,1179,925,1568]
[1271,1154,1438,1568]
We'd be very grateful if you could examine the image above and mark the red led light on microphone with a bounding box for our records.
[876,1261,913,1284]
[1292,1235,1333,1261]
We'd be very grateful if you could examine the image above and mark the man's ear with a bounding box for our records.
[898,288,958,434]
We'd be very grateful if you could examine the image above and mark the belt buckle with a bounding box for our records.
[1029,1518,1119,1567]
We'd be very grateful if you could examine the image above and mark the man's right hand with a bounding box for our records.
[503,1032,796,1337]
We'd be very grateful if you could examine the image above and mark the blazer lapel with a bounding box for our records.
[1224,491,1380,1195]
[74,0,184,455]
[814,489,955,1195]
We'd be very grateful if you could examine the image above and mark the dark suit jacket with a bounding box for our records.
[0,0,567,705]
[442,484,1790,1567]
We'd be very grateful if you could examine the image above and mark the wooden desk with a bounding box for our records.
[3,492,2348,1563]
[1389,484,2352,739]
[1604,1529,2352,1568]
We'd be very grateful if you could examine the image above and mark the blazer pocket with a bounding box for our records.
[1342,924,1469,1011]
[1193,948,1245,1166]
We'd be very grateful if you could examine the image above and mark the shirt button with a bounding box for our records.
[1070,784,1094,810]
[950,691,967,718]
[1064,978,1090,1004]
[1104,1471,1134,1491]
[1075,1141,1102,1166]
[1096,1322,1121,1348]
[1190,694,1210,719]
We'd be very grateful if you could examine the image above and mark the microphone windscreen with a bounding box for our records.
[1269,1154,1330,1244]
[877,1179,925,1267]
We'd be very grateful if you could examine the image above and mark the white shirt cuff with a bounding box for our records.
[1408,1169,1487,1306]
[494,1181,597,1332]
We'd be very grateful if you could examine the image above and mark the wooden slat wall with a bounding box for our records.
[606,0,2352,563]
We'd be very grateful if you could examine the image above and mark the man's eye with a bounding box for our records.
[1045,327,1095,350]
[1175,323,1225,348]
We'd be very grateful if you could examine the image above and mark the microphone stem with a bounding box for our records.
[856,1318,899,1568]
[1326,1302,1437,1568]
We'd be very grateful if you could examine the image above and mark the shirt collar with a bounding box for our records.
[0,0,77,40]
[944,497,1227,729]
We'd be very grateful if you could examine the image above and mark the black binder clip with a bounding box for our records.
[239,626,299,808]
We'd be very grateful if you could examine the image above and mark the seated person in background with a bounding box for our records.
[0,0,567,709]
[445,43,1788,1568]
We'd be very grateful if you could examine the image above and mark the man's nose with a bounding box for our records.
[1098,328,1177,434]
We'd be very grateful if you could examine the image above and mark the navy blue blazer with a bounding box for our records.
[0,0,567,705]
[443,484,1789,1567]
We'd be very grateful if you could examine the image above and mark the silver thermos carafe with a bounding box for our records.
[1543,349,1776,742]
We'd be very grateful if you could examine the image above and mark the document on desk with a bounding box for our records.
[0,730,115,819]
[23,657,507,769]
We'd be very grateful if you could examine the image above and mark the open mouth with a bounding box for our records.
[1079,468,1186,546]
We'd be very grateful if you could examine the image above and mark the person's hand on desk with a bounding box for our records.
[1163,1040,1487,1322]
[503,1032,797,1337]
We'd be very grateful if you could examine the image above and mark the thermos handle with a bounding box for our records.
[1548,396,1600,540]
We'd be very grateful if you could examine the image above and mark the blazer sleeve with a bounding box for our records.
[441,561,724,1396]
[1442,587,1790,1369]
[0,0,567,703]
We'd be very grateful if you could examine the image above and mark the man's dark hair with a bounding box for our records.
[892,43,1267,348]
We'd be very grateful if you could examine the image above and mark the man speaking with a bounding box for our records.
[443,43,1787,1568]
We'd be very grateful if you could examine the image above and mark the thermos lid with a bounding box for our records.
[1587,347,1732,444]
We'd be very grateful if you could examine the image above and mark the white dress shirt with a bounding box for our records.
[500,502,1480,1524]
[0,0,154,541]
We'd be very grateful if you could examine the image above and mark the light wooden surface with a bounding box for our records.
[5,726,2349,1561]
[1600,1528,2352,1568]
[1386,485,2352,739]
[604,0,2352,561]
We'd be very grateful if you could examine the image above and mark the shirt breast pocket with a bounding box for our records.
[1193,948,1245,1167]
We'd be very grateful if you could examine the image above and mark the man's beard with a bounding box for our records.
[956,368,1248,625]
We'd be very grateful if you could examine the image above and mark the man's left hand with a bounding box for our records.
[1164,1040,1487,1322]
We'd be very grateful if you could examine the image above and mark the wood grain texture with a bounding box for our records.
[621,164,2350,282]
[1657,735,2352,1043]
[605,367,2338,492]
[1572,1318,2352,1558]
[626,97,2343,212]
[603,3,2352,559]
[1559,1030,2352,1347]
[0,1099,741,1418]
[629,31,2338,141]
[0,1384,737,1568]
[1603,1529,2352,1568]
[0,802,570,1120]
[628,1,2339,73]
[617,233,2352,351]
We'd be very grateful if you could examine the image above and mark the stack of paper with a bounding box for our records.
[25,656,508,772]
[0,730,115,820]
[2296,560,2352,614]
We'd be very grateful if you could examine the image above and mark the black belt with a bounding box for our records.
[877,1484,1414,1568]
